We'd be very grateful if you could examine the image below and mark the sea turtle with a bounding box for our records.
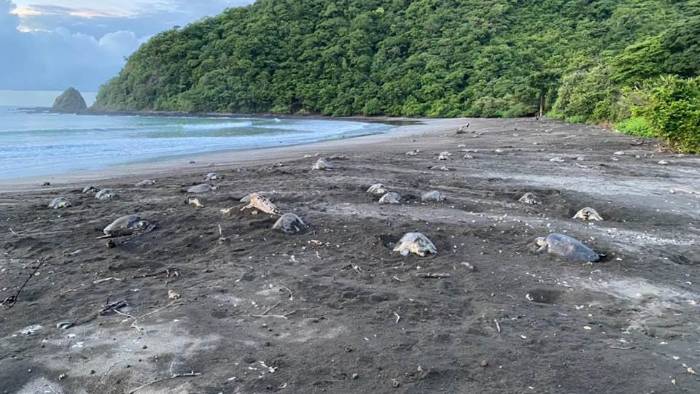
[379,192,401,204]
[519,192,541,205]
[187,184,214,194]
[102,215,154,238]
[312,158,333,170]
[272,213,307,234]
[421,191,446,202]
[95,189,117,200]
[187,197,204,208]
[82,185,99,194]
[455,122,470,134]
[241,193,280,215]
[535,233,600,263]
[438,151,451,161]
[393,232,437,257]
[135,179,156,187]
[48,197,71,209]
[367,184,388,195]
[573,207,604,221]
[205,172,220,181]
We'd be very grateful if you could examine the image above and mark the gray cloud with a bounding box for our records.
[1,0,254,91]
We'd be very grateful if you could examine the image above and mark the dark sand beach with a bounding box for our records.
[1,118,699,393]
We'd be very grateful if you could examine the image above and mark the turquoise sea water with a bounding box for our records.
[0,101,391,181]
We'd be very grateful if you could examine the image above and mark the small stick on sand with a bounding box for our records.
[394,312,401,324]
[135,301,182,321]
[93,277,122,284]
[609,345,635,350]
[117,301,183,331]
[133,268,178,280]
[9,228,19,236]
[250,310,298,320]
[129,371,202,393]
[1,258,48,309]
[113,309,142,331]
[494,319,501,334]
[415,273,451,279]
[218,224,228,242]
[100,300,128,315]
[260,301,281,316]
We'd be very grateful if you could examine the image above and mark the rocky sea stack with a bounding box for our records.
[52,87,87,113]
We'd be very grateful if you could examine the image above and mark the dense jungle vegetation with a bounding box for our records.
[94,0,700,152]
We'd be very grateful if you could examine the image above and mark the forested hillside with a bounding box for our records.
[94,0,700,151]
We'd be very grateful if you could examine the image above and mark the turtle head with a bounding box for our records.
[535,237,548,252]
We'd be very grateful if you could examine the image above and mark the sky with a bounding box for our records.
[0,0,254,91]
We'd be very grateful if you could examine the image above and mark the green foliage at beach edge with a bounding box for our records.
[93,0,700,152]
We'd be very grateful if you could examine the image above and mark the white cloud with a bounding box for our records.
[99,30,144,56]
[0,0,254,90]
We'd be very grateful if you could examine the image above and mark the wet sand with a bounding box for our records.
[1,117,699,393]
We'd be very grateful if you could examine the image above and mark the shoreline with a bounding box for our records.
[0,117,467,193]
[17,106,424,125]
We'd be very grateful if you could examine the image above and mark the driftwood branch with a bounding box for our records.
[129,371,202,393]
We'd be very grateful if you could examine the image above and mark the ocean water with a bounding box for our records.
[0,105,391,181]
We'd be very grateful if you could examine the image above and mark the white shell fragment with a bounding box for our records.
[406,149,420,156]
[95,189,117,200]
[421,191,446,202]
[535,233,600,263]
[241,193,280,215]
[272,213,307,234]
[367,184,388,195]
[187,197,204,208]
[393,232,437,257]
[48,197,71,209]
[573,207,604,221]
[103,215,152,237]
[312,158,333,170]
[519,192,541,205]
[438,151,451,160]
[379,192,401,204]
[187,184,213,194]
